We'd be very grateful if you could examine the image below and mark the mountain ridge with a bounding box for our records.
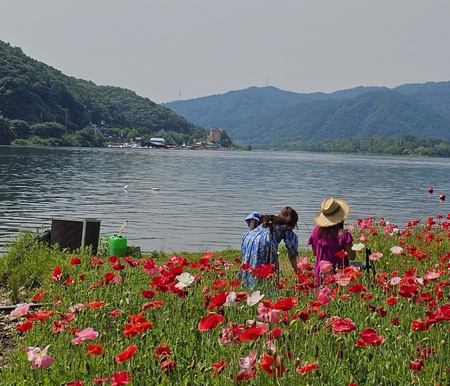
[163,82,450,147]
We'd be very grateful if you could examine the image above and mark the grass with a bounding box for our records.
[0,215,449,385]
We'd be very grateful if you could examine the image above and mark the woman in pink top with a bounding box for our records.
[307,197,356,285]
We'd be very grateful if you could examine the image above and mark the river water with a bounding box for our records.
[1,146,449,253]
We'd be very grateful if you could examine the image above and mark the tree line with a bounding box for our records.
[265,134,450,157]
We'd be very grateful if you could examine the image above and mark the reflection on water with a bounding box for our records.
[0,146,449,253]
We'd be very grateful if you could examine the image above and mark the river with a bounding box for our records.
[0,146,449,253]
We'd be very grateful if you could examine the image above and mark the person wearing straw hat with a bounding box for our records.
[308,197,356,285]
[240,207,299,288]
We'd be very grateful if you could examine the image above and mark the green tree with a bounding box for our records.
[31,122,66,139]
[0,114,13,145]
[10,119,31,139]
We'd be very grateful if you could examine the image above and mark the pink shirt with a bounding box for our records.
[307,226,354,283]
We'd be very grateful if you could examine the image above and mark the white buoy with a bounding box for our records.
[124,185,129,191]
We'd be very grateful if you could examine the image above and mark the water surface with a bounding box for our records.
[1,146,449,253]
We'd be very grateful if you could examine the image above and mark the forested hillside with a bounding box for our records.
[0,40,211,146]
[163,83,450,148]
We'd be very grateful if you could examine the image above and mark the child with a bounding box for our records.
[308,197,356,285]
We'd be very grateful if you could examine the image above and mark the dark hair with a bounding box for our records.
[260,206,298,230]
[317,222,344,240]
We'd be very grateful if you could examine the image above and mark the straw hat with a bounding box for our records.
[314,197,350,227]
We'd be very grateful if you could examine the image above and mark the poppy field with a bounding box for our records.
[1,214,450,385]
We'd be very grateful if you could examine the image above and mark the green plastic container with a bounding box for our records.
[108,235,127,257]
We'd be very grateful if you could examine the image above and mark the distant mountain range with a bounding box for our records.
[163,83,450,147]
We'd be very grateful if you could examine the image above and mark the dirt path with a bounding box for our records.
[0,290,19,369]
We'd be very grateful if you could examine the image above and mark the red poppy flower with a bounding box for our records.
[69,257,81,265]
[398,283,419,298]
[272,297,298,311]
[361,292,372,301]
[267,327,283,340]
[293,310,310,323]
[32,290,45,302]
[239,325,268,342]
[161,360,176,374]
[86,343,103,356]
[212,359,228,375]
[198,313,224,331]
[50,266,62,281]
[16,320,33,333]
[115,345,138,363]
[208,291,228,310]
[391,317,400,326]
[88,301,105,309]
[142,289,156,299]
[123,256,140,267]
[91,257,104,266]
[386,297,398,306]
[252,264,276,278]
[325,316,356,334]
[142,301,164,309]
[348,283,366,294]
[104,272,116,284]
[122,312,153,337]
[26,310,54,322]
[154,342,171,360]
[411,319,430,331]
[93,375,109,384]
[335,250,346,259]
[409,359,424,372]
[355,328,384,347]
[110,371,131,386]
[111,262,125,271]
[67,381,83,386]
[259,353,285,377]
[297,361,319,375]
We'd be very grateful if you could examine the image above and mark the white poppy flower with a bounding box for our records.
[352,243,365,251]
[390,246,403,255]
[175,272,195,289]
[224,291,237,306]
[247,290,264,306]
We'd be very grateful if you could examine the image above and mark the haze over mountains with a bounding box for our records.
[163,83,450,147]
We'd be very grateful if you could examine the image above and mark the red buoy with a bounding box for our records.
[428,187,433,194]
[439,194,446,201]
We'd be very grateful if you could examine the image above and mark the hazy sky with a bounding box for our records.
[1,1,450,104]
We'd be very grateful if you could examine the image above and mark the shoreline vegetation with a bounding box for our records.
[0,213,450,384]
[5,131,450,157]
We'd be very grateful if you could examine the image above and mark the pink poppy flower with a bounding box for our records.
[257,302,280,324]
[236,351,257,381]
[72,327,99,344]
[317,285,334,305]
[11,303,30,316]
[25,345,55,369]
[369,252,383,260]
[319,260,333,274]
[297,257,313,271]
